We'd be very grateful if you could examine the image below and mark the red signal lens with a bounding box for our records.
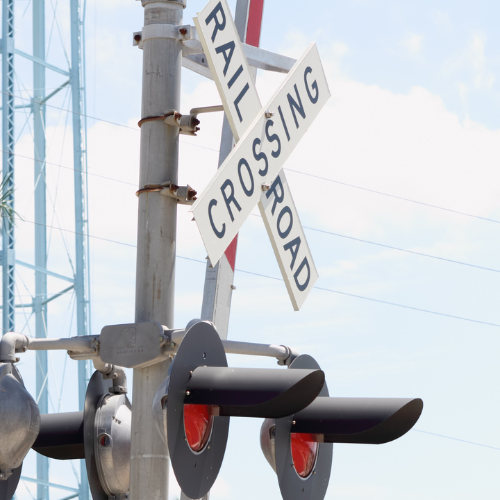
[184,404,213,452]
[291,433,318,478]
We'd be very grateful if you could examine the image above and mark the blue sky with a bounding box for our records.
[5,0,500,499]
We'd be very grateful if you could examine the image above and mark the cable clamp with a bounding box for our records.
[138,110,179,128]
[136,182,197,205]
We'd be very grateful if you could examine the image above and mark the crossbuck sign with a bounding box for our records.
[192,0,330,310]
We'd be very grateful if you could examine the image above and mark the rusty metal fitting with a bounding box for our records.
[137,110,180,128]
[136,182,173,197]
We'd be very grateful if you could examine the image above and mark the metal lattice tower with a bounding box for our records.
[1,0,90,498]
[2,0,15,335]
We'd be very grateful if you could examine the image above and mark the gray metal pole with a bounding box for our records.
[33,1,49,497]
[69,1,90,498]
[130,1,185,498]
[2,0,15,335]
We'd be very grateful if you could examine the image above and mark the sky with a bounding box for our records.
[3,0,500,499]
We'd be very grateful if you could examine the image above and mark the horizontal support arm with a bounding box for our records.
[26,336,97,353]
[171,328,299,365]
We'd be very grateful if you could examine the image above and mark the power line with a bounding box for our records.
[10,218,499,327]
[176,256,500,328]
[1,89,138,131]
[6,88,499,223]
[6,148,499,275]
[284,168,500,224]
[414,429,500,451]
[249,213,500,274]
[0,148,137,187]
[2,89,221,153]
[301,225,500,273]
[312,285,500,327]
[17,217,137,248]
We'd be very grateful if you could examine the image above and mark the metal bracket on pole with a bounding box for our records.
[171,105,224,135]
[132,25,296,75]
[135,182,197,205]
[132,24,199,49]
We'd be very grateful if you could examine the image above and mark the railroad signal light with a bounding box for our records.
[153,320,325,500]
[0,362,40,499]
[260,355,424,500]
[26,370,131,500]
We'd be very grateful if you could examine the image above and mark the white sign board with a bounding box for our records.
[259,174,318,310]
[192,42,330,265]
[193,0,327,309]
[194,0,260,141]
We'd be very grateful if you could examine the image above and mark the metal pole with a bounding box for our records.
[69,0,90,498]
[33,1,49,497]
[130,1,184,498]
[2,0,15,335]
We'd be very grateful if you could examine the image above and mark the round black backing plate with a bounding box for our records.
[84,370,109,500]
[167,321,230,500]
[0,464,21,500]
[275,355,333,500]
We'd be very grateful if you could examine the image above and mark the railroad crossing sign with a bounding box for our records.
[192,0,330,309]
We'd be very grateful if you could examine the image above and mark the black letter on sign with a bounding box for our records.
[220,179,241,222]
[284,236,301,270]
[228,65,243,89]
[238,158,254,197]
[234,83,250,122]
[278,105,290,142]
[265,120,281,158]
[277,207,293,240]
[304,66,319,104]
[287,84,306,128]
[265,175,284,215]
[253,138,268,177]
[215,41,235,76]
[294,257,311,291]
[208,199,225,239]
[205,2,226,42]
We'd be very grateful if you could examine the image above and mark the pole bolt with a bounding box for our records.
[179,28,188,35]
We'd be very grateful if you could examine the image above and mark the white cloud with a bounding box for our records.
[444,33,495,90]
[399,33,424,58]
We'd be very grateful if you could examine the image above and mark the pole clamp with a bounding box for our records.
[133,23,196,49]
[136,182,197,205]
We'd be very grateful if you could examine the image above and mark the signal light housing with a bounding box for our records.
[31,370,132,500]
[153,320,325,500]
[261,354,424,500]
[0,362,40,498]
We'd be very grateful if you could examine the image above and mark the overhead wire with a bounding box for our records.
[6,87,498,224]
[248,212,500,273]
[414,429,500,451]
[8,216,499,327]
[302,225,499,273]
[174,256,500,328]
[4,143,498,274]
[284,167,500,225]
